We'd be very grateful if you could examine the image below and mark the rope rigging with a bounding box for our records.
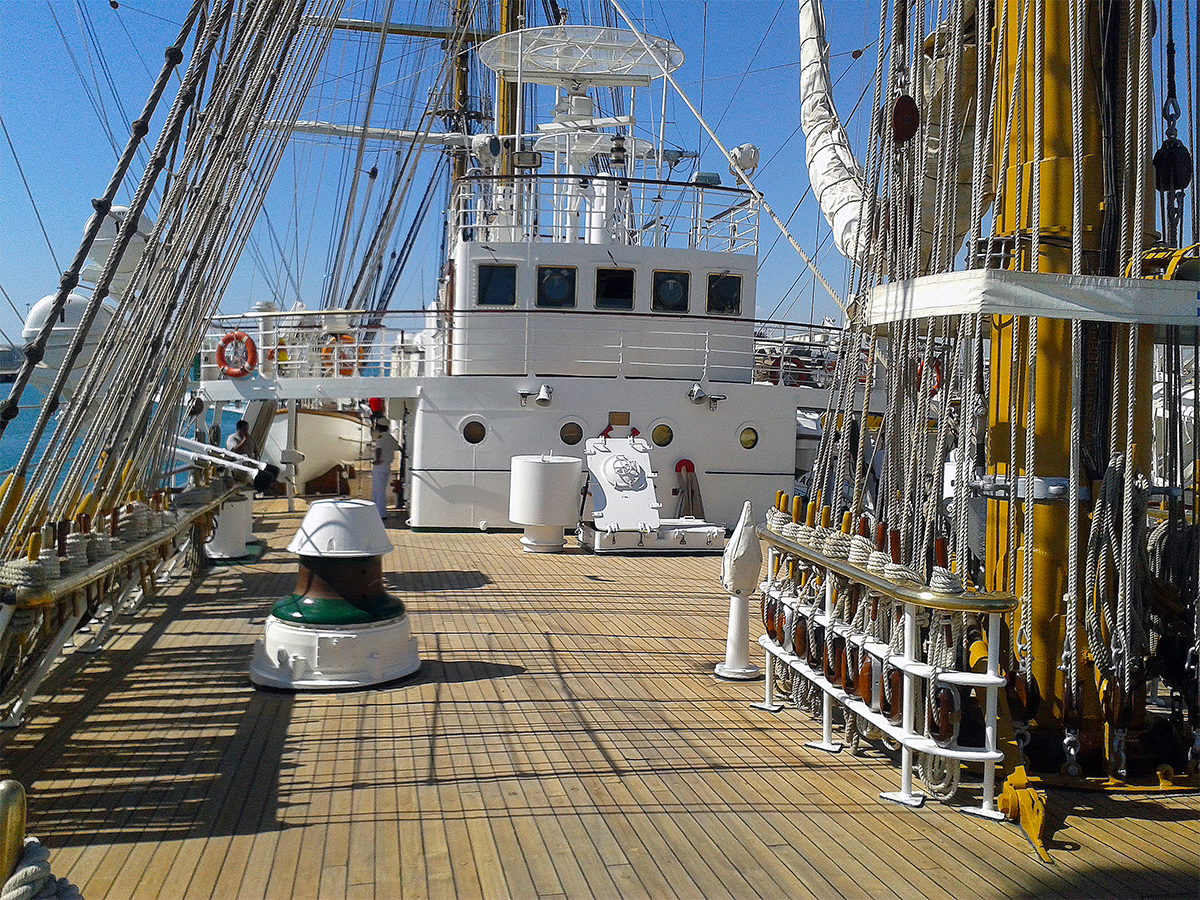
[787,0,1200,786]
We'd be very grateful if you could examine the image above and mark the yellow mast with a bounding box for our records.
[986,0,1154,738]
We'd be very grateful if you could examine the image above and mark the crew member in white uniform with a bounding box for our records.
[371,419,400,518]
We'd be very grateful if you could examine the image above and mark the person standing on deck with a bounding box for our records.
[372,419,399,519]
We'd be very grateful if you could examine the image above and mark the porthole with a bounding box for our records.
[651,423,674,447]
[652,270,689,312]
[463,420,487,444]
[537,266,577,308]
[559,422,584,446]
[739,427,759,450]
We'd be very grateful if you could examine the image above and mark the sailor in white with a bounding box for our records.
[371,419,400,518]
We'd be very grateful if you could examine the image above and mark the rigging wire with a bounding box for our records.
[46,3,122,162]
[77,0,133,143]
[109,1,157,80]
[0,113,62,273]
[0,284,20,344]
[0,284,27,330]
[709,1,783,135]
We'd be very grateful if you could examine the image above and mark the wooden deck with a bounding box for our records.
[2,498,1198,899]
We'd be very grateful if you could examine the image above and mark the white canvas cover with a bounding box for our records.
[866,268,1200,330]
[720,500,761,597]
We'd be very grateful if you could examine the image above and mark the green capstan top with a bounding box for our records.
[270,591,406,626]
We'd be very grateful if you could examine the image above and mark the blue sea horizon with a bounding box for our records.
[0,404,244,478]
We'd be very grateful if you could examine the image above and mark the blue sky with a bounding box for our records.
[0,0,879,344]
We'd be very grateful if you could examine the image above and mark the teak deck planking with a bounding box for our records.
[1,498,1197,899]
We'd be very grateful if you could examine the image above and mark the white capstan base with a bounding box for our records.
[249,614,420,690]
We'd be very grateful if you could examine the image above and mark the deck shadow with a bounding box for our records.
[402,658,525,686]
[385,569,492,591]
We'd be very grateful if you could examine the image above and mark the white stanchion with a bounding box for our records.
[716,591,760,680]
[715,501,762,680]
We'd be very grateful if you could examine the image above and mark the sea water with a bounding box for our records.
[0,415,48,474]
[0,404,244,481]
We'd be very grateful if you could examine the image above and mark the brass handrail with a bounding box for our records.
[757,525,1018,614]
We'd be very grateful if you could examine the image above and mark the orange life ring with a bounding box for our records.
[216,331,257,378]
[917,358,942,395]
[320,334,363,376]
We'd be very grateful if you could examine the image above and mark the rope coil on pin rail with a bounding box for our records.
[215,331,258,378]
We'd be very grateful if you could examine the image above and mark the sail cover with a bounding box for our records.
[798,0,869,262]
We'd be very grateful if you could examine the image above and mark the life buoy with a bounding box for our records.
[320,334,363,376]
[216,331,257,378]
[917,358,942,395]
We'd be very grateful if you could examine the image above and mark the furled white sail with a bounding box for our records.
[798,0,988,272]
[797,0,869,263]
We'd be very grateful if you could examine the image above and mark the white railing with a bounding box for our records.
[451,174,759,254]
[197,308,842,386]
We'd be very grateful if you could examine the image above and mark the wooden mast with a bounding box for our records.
[495,0,523,173]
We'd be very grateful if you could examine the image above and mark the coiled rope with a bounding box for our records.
[0,837,81,900]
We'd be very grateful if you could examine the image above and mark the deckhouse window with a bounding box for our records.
[652,271,689,313]
[707,272,742,316]
[478,264,517,306]
[595,268,635,310]
[537,266,577,308]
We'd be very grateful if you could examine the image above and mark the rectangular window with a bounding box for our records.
[651,270,690,313]
[478,264,517,306]
[706,272,742,315]
[594,268,635,310]
[536,266,577,308]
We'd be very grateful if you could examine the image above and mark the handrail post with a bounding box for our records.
[878,598,925,807]
[805,569,842,753]
[981,611,1004,815]
[900,601,922,798]
[0,779,26,882]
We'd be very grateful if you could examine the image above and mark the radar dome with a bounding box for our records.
[22,292,115,381]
